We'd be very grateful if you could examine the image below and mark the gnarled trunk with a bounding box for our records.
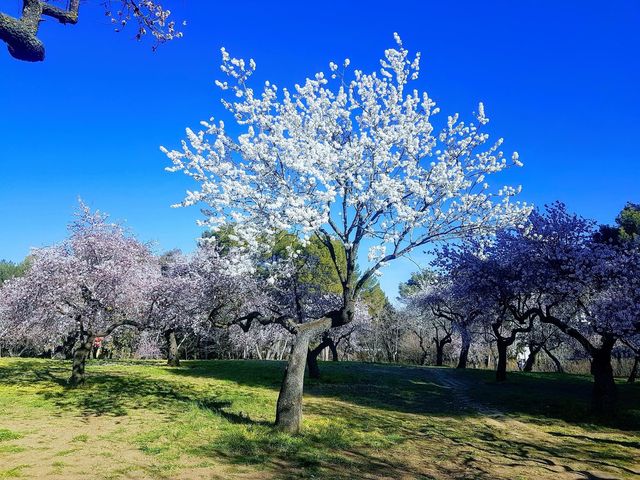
[434,335,451,367]
[306,348,321,379]
[276,318,331,433]
[419,350,428,365]
[435,343,445,366]
[54,331,79,360]
[591,343,617,415]
[496,339,508,382]
[165,329,180,367]
[306,335,331,379]
[543,346,564,373]
[523,344,542,372]
[68,334,95,386]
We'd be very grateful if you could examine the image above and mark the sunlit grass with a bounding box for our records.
[0,358,638,479]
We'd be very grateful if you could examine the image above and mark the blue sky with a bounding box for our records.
[1,0,638,299]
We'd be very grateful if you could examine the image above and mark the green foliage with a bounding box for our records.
[595,202,640,245]
[270,232,345,295]
[397,269,437,301]
[0,258,29,285]
[617,202,640,242]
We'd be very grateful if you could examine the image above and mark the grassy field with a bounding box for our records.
[0,358,638,479]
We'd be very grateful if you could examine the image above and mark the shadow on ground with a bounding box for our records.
[0,358,639,479]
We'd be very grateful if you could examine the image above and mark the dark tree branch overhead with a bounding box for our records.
[0,0,78,61]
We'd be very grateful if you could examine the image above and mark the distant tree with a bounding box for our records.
[0,0,183,62]
[163,35,529,432]
[0,258,29,285]
[456,203,640,413]
[0,203,161,384]
[153,242,253,366]
[595,202,640,245]
[405,272,481,369]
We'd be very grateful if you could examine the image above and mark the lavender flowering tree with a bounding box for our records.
[441,203,640,412]
[163,34,530,432]
[0,204,160,385]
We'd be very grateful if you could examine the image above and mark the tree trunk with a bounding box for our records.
[54,331,78,360]
[523,344,541,372]
[627,355,639,384]
[275,318,331,433]
[496,340,508,382]
[591,344,617,415]
[435,343,445,366]
[68,334,95,386]
[306,348,321,379]
[434,336,451,367]
[542,346,564,373]
[419,350,428,366]
[329,340,338,361]
[165,329,180,367]
[457,333,471,369]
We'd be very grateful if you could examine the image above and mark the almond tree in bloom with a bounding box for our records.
[509,204,640,413]
[409,279,482,369]
[439,203,640,413]
[152,242,255,366]
[163,34,531,432]
[0,0,183,61]
[0,203,161,385]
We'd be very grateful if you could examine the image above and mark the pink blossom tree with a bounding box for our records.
[0,203,161,385]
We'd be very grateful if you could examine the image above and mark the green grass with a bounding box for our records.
[0,358,638,479]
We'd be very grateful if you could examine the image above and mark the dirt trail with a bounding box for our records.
[429,367,503,417]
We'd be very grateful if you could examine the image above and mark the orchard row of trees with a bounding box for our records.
[403,202,640,413]
[2,37,637,432]
[1,201,637,419]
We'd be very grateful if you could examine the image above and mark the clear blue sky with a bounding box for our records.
[1,0,638,299]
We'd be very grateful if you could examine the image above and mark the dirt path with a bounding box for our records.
[429,367,503,416]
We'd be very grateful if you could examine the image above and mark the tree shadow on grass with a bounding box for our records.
[0,359,266,424]
[168,360,640,431]
[170,360,464,417]
[1,359,639,480]
[453,368,640,431]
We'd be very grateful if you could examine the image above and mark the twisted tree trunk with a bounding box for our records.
[542,346,564,373]
[434,334,452,367]
[496,339,509,382]
[68,333,95,386]
[523,343,542,372]
[276,318,331,433]
[328,339,339,362]
[306,336,331,379]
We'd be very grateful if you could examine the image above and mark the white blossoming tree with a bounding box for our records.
[163,34,530,432]
[0,0,183,62]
